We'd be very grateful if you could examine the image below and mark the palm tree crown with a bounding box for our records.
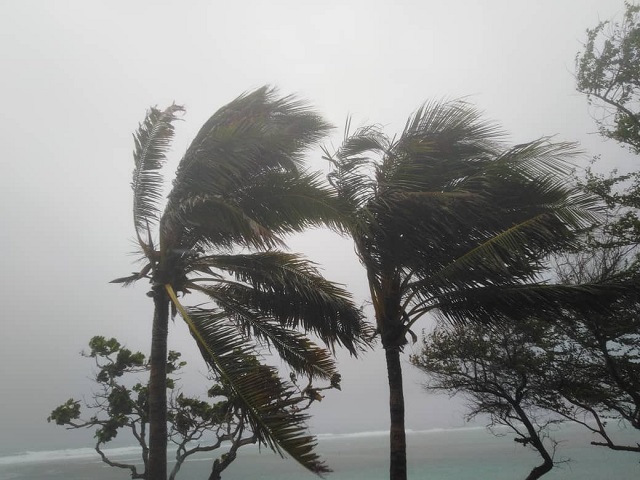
[323,99,627,480]
[115,87,370,478]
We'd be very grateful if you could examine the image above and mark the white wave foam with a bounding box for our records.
[0,446,143,466]
[316,425,486,440]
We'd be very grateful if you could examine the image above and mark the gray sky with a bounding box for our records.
[0,0,635,457]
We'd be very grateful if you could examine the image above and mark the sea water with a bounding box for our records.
[0,424,637,479]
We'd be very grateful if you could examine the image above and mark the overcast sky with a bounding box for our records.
[0,0,635,458]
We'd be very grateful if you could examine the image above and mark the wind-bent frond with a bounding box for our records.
[490,138,580,179]
[132,104,184,240]
[181,297,337,379]
[165,193,286,251]
[163,87,331,236]
[231,170,350,235]
[166,170,350,253]
[234,319,338,379]
[189,252,370,355]
[401,99,504,148]
[159,87,334,255]
[430,280,636,328]
[324,125,385,211]
[165,286,330,475]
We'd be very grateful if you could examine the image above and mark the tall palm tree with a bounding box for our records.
[113,87,369,480]
[323,100,628,480]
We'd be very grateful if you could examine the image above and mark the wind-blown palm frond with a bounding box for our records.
[490,138,580,179]
[166,170,350,254]
[232,170,349,235]
[132,104,184,239]
[234,319,338,379]
[323,125,384,211]
[429,280,635,328]
[189,252,369,355]
[158,88,334,256]
[167,87,332,214]
[401,99,504,148]
[165,288,329,475]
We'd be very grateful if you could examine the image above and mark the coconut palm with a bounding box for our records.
[113,87,369,480]
[323,100,628,480]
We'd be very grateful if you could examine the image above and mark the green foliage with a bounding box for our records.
[116,87,375,477]
[576,2,640,152]
[412,237,640,460]
[552,243,640,432]
[325,100,613,349]
[412,321,556,418]
[48,336,259,479]
[412,322,563,479]
[580,167,640,247]
[324,99,636,479]
[47,399,81,425]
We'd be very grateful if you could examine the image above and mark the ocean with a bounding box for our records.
[0,425,637,479]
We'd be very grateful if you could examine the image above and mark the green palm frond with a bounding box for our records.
[163,170,350,253]
[166,287,329,475]
[400,99,504,149]
[491,138,581,180]
[323,125,383,210]
[132,104,184,240]
[233,170,350,234]
[430,280,636,328]
[159,87,334,256]
[181,296,337,379]
[376,100,502,193]
[165,193,286,251]
[167,87,332,212]
[237,320,338,380]
[190,252,370,355]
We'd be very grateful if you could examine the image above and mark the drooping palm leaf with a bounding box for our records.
[189,252,369,355]
[428,280,636,328]
[165,286,330,475]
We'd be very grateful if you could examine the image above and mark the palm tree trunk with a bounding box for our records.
[148,286,169,480]
[385,346,407,480]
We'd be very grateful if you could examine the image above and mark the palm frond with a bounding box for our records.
[181,293,337,379]
[190,252,370,355]
[491,138,581,180]
[401,99,505,148]
[376,99,503,193]
[232,170,351,235]
[431,279,637,328]
[163,193,286,252]
[132,104,184,240]
[165,286,329,475]
[323,125,384,210]
[167,86,332,212]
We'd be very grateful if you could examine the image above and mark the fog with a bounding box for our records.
[0,0,634,456]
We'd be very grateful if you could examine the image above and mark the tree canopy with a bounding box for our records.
[576,1,640,152]
[322,99,630,480]
[48,337,260,480]
[115,87,371,479]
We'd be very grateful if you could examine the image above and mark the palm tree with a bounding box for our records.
[323,100,628,480]
[113,87,369,480]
